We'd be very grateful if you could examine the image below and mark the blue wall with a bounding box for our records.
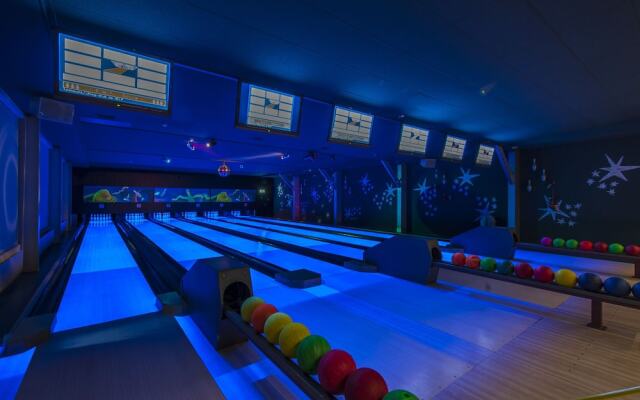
[39,136,51,234]
[0,99,19,254]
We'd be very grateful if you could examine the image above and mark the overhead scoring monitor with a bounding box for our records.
[476,144,495,166]
[442,135,467,161]
[58,33,170,111]
[398,124,429,155]
[329,106,373,145]
[237,83,300,134]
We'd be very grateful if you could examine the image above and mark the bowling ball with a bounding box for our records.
[632,282,640,298]
[534,266,554,283]
[466,255,481,269]
[344,368,388,400]
[318,350,357,394]
[625,244,640,256]
[451,252,466,266]
[609,243,624,254]
[497,260,514,275]
[579,240,594,251]
[264,312,293,344]
[250,303,278,333]
[241,296,264,322]
[594,242,609,252]
[383,390,419,400]
[578,272,603,292]
[515,262,533,279]
[552,238,565,248]
[480,257,497,272]
[540,236,553,246]
[603,277,631,297]
[565,239,579,249]
[296,335,331,374]
[279,322,310,358]
[555,269,577,288]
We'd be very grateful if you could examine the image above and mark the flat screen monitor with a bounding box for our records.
[58,33,170,111]
[329,106,373,145]
[442,135,466,161]
[237,83,300,133]
[154,188,210,203]
[83,186,152,203]
[476,144,495,166]
[398,124,429,155]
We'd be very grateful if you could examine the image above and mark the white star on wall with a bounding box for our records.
[599,155,640,182]
[457,168,480,186]
[413,178,430,196]
[538,196,570,222]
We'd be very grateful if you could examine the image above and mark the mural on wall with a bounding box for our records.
[342,166,397,232]
[273,176,293,219]
[408,160,507,238]
[300,170,334,224]
[520,138,640,244]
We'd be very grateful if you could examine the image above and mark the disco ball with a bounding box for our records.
[217,163,231,177]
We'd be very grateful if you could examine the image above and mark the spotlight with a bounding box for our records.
[205,138,217,148]
[163,156,172,164]
[280,153,290,160]
[217,162,231,177]
[187,138,196,151]
[258,188,266,194]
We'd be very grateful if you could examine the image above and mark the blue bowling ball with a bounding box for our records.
[603,277,631,297]
[578,272,603,292]
[632,282,640,299]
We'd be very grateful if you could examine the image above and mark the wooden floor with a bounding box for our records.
[435,270,640,400]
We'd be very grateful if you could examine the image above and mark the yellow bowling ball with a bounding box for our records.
[264,312,293,344]
[555,269,577,288]
[240,297,264,322]
[278,322,310,358]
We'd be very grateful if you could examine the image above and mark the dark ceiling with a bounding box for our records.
[4,0,640,174]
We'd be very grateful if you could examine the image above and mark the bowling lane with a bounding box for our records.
[164,219,347,276]
[220,216,380,247]
[53,222,158,333]
[240,216,394,239]
[189,217,364,259]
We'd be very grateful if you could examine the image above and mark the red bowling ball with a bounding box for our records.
[625,244,640,257]
[540,236,553,247]
[594,242,609,253]
[452,252,466,266]
[534,265,555,283]
[515,262,533,279]
[579,240,593,251]
[318,350,357,394]
[344,368,389,400]
[466,255,481,269]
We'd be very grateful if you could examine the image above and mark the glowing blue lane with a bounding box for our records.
[0,348,35,400]
[53,223,158,333]
[135,220,221,270]
[166,219,347,276]
[192,217,364,260]
[221,217,380,247]
[241,216,394,239]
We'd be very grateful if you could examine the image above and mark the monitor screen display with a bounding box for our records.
[398,124,429,155]
[237,83,300,133]
[153,188,210,203]
[442,135,466,161]
[329,106,373,145]
[58,33,170,111]
[83,186,152,203]
[476,144,495,166]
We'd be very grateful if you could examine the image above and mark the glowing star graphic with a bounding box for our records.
[475,202,495,222]
[599,155,640,182]
[359,174,371,187]
[384,183,397,199]
[414,178,430,196]
[597,183,607,190]
[608,188,616,196]
[457,168,480,186]
[591,170,600,178]
[611,181,619,187]
[538,196,570,222]
[586,178,594,186]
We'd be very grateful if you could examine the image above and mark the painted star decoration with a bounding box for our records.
[475,201,495,222]
[538,196,570,222]
[384,183,397,200]
[456,168,480,186]
[599,154,640,182]
[414,178,430,197]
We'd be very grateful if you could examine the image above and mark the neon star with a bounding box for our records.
[599,155,640,182]
[413,178,430,196]
[457,168,480,186]
[538,196,570,222]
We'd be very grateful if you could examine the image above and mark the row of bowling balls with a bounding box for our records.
[540,237,640,256]
[451,252,640,298]
[240,296,418,400]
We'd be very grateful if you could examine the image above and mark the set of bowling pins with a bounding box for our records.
[182,211,197,219]
[230,210,241,217]
[204,211,219,219]
[89,213,111,225]
[125,213,145,224]
[153,212,171,221]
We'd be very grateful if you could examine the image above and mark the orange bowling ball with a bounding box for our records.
[251,303,278,333]
[465,255,481,269]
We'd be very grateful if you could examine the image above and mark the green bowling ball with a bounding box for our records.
[296,335,331,374]
[384,390,419,400]
[565,239,578,249]
[480,257,497,272]
[552,238,565,248]
[609,243,624,254]
[497,260,514,275]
